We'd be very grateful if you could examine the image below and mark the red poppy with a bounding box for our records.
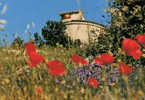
[119,63,133,74]
[88,78,98,88]
[136,34,145,44]
[122,38,142,59]
[122,39,139,52]
[72,54,88,65]
[136,34,145,47]
[36,87,43,96]
[25,42,36,55]
[128,49,142,60]
[27,52,44,67]
[100,53,114,64]
[72,54,81,64]
[80,58,88,65]
[47,60,66,76]
[94,57,104,66]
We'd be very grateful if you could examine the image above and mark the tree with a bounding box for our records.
[106,0,145,65]
[11,36,24,48]
[34,32,44,47]
[41,20,71,47]
[108,0,145,39]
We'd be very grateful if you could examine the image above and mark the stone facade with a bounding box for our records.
[59,10,105,43]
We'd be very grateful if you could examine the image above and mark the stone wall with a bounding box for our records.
[64,20,105,43]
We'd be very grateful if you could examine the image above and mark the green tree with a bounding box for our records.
[11,36,24,48]
[106,0,145,65]
[85,0,145,65]
[109,0,145,36]
[41,20,71,47]
[34,32,44,47]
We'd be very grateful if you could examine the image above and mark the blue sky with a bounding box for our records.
[0,0,109,44]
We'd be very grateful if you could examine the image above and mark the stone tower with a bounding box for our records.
[59,10,105,43]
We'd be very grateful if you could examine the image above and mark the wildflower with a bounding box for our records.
[88,77,98,88]
[100,53,114,64]
[80,58,88,65]
[72,54,88,65]
[122,39,139,52]
[122,38,142,59]
[47,60,66,76]
[36,87,43,96]
[25,42,45,67]
[72,54,81,64]
[94,57,104,66]
[136,34,145,44]
[25,42,36,55]
[27,52,44,67]
[119,63,133,74]
[128,49,142,60]
[70,64,120,86]
[136,34,145,47]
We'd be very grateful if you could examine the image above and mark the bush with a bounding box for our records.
[11,36,24,49]
[41,20,72,47]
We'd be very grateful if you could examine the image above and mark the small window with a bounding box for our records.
[62,14,71,19]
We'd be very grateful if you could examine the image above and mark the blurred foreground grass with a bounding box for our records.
[0,46,144,100]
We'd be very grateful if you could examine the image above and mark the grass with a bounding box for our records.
[0,45,144,100]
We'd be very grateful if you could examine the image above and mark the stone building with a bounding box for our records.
[59,10,105,43]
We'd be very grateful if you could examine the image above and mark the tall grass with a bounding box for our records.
[0,42,144,100]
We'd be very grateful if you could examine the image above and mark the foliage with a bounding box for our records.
[41,20,72,47]
[108,0,145,64]
[11,36,24,49]
[84,32,112,58]
[34,32,44,47]
[87,0,144,65]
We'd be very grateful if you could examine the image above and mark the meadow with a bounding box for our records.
[0,0,145,99]
[0,40,144,100]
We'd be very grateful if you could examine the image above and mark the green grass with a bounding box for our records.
[0,46,144,100]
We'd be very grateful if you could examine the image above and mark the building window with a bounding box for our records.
[62,14,71,19]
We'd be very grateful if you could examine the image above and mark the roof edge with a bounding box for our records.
[63,20,106,27]
[59,9,83,16]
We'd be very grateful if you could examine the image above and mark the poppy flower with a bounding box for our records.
[136,34,145,44]
[47,60,66,76]
[80,58,88,65]
[72,54,88,65]
[122,38,142,59]
[100,53,114,64]
[136,34,145,47]
[119,63,133,74]
[122,39,139,52]
[128,49,142,60]
[27,52,44,67]
[94,57,104,66]
[25,42,36,55]
[88,78,98,88]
